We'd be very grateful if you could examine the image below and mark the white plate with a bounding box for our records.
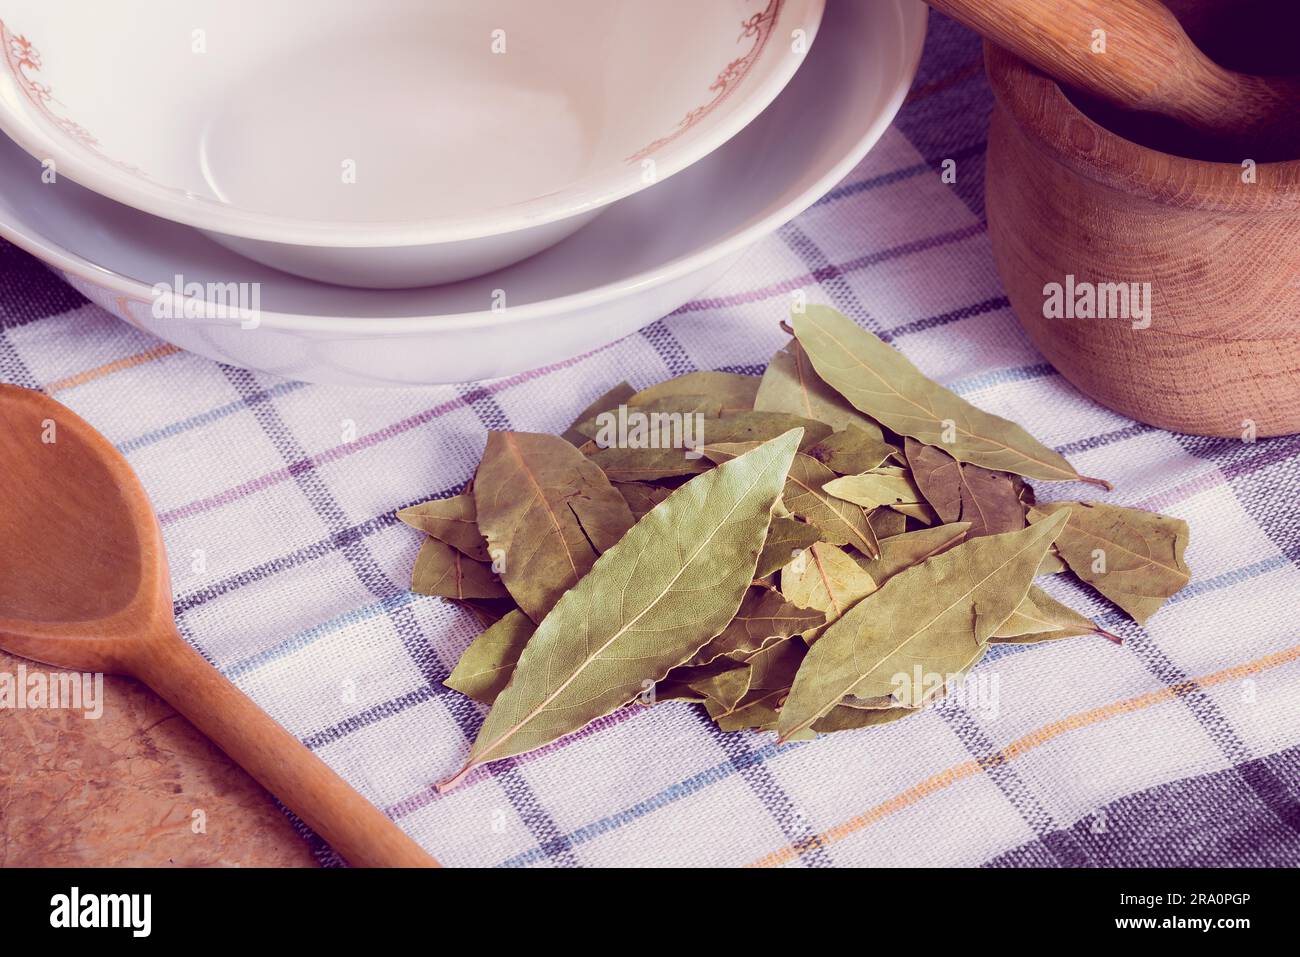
[0,0,926,386]
[0,0,823,286]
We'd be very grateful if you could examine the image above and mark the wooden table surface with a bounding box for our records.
[0,650,318,867]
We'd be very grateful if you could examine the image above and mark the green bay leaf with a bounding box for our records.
[791,305,1108,487]
[438,430,802,789]
[777,510,1068,741]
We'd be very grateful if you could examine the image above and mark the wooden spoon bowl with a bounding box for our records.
[0,384,437,866]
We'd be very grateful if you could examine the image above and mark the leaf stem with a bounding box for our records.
[437,763,474,793]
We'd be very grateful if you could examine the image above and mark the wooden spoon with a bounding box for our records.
[926,0,1300,155]
[0,385,437,868]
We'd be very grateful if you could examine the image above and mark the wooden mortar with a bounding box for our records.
[984,41,1300,437]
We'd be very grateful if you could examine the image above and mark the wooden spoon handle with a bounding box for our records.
[925,0,1280,140]
[135,630,438,868]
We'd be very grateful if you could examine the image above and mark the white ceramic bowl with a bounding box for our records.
[0,0,926,385]
[0,0,823,287]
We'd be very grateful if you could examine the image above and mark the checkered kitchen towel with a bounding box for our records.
[3,13,1298,867]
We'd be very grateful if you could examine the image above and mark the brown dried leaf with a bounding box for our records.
[474,431,635,621]
[562,382,635,444]
[705,443,880,558]
[905,437,1027,539]
[1028,502,1190,624]
[444,610,536,704]
[688,587,823,666]
[755,516,824,579]
[397,493,489,562]
[411,538,508,600]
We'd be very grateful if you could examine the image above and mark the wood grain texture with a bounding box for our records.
[0,385,437,867]
[0,650,318,867]
[983,41,1300,437]
[928,0,1300,155]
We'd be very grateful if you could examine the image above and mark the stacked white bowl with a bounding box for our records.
[0,0,926,385]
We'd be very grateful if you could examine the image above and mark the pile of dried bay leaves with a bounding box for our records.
[400,306,1191,791]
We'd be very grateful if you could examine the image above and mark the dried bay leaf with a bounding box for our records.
[709,687,787,731]
[755,516,824,579]
[811,704,914,733]
[614,481,673,519]
[397,493,490,562]
[588,453,710,483]
[856,522,971,584]
[868,507,909,539]
[780,542,876,635]
[438,430,802,789]
[905,437,1027,539]
[746,636,806,691]
[806,426,898,475]
[445,610,536,704]
[652,682,708,704]
[992,585,1120,644]
[705,443,879,559]
[411,537,508,600]
[824,467,925,511]
[585,444,711,482]
[1038,548,1068,576]
[777,511,1068,741]
[684,661,753,712]
[791,305,1109,487]
[452,597,517,629]
[474,431,635,622]
[574,393,724,443]
[629,371,759,414]
[688,586,822,666]
[755,337,887,437]
[562,382,635,444]
[1028,502,1190,624]
[825,466,939,526]
[699,411,832,450]
[595,410,828,454]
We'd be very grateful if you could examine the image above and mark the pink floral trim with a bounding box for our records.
[627,0,784,163]
[1,18,147,178]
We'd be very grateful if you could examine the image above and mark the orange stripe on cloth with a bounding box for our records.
[748,643,1300,867]
[45,343,182,393]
